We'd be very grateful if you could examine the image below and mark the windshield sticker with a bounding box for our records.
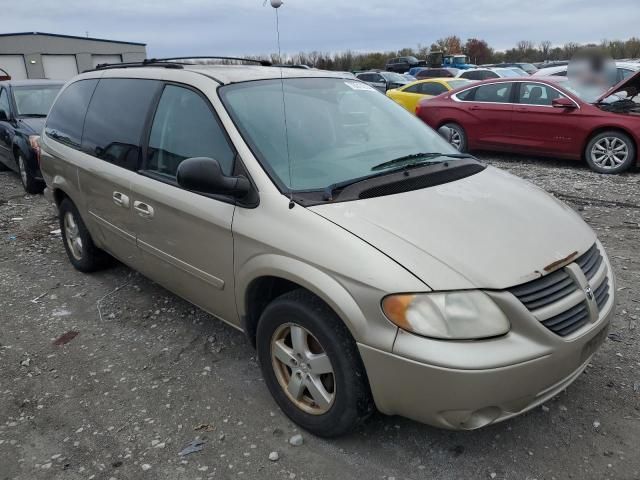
[345,81,376,92]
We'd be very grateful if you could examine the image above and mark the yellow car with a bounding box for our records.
[386,78,474,114]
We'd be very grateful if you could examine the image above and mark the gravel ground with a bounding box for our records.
[0,154,639,480]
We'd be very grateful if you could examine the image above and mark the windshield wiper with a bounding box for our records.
[322,152,474,201]
[19,113,47,118]
[370,152,473,171]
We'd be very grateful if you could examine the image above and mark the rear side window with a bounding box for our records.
[404,84,421,94]
[82,78,161,170]
[474,83,513,103]
[461,71,481,80]
[420,83,448,96]
[456,88,475,101]
[45,79,98,148]
[145,85,235,178]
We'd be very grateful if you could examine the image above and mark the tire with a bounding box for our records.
[442,122,467,152]
[17,152,44,194]
[585,130,636,174]
[256,289,374,437]
[59,198,110,272]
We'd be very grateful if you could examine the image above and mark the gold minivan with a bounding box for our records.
[40,60,615,437]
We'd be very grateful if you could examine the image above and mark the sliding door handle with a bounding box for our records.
[133,201,154,219]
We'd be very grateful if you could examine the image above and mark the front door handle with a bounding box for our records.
[112,191,130,208]
[133,201,154,219]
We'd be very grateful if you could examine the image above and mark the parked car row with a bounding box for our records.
[0,80,63,193]
[415,74,640,173]
[0,58,624,439]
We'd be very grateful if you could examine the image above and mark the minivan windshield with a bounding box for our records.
[220,77,458,191]
[13,85,62,116]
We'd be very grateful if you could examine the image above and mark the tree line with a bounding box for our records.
[260,37,640,71]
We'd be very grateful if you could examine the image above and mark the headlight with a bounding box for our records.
[382,291,510,340]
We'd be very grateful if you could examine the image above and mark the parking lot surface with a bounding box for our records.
[1,154,639,480]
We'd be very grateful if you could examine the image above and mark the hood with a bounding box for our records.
[17,117,45,134]
[596,69,640,103]
[310,167,595,291]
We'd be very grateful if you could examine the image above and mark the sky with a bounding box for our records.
[3,0,639,57]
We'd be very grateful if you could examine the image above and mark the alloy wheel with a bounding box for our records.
[591,137,629,170]
[270,323,336,415]
[64,212,83,260]
[449,129,463,151]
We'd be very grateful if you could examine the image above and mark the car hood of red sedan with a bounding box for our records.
[310,166,595,291]
[596,70,640,103]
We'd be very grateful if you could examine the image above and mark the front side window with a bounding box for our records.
[474,83,513,103]
[13,85,62,116]
[82,78,161,170]
[145,85,235,179]
[518,82,564,106]
[46,79,98,148]
[220,78,459,192]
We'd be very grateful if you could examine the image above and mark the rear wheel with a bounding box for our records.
[585,131,636,174]
[17,153,44,194]
[442,122,467,152]
[59,198,110,272]
[256,290,373,437]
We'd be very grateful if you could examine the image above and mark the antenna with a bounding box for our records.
[266,0,294,209]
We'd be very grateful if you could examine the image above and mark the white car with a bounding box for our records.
[534,61,640,83]
[456,68,522,81]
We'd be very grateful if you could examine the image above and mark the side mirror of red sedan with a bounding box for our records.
[552,97,577,109]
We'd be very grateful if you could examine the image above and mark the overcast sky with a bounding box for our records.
[4,0,639,57]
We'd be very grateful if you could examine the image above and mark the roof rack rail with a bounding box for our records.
[148,56,272,67]
[92,60,184,71]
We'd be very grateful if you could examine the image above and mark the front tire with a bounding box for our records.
[59,198,110,272]
[585,131,636,174]
[442,122,467,152]
[17,153,44,194]
[256,290,373,437]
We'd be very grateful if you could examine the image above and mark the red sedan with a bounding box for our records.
[415,74,640,173]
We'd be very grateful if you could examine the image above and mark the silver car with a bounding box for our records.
[39,61,615,437]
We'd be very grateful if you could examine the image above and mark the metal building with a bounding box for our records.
[0,32,147,80]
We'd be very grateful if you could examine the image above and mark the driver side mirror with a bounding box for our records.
[437,126,453,143]
[552,97,577,109]
[177,157,250,198]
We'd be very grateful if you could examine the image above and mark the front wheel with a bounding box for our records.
[442,122,467,152]
[256,290,373,437]
[17,153,44,194]
[585,131,636,174]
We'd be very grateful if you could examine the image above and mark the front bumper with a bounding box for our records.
[359,254,615,430]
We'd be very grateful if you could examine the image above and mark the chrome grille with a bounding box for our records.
[509,243,610,337]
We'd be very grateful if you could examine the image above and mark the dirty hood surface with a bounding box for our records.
[310,166,595,290]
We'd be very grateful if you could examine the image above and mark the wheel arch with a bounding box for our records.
[237,255,371,349]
